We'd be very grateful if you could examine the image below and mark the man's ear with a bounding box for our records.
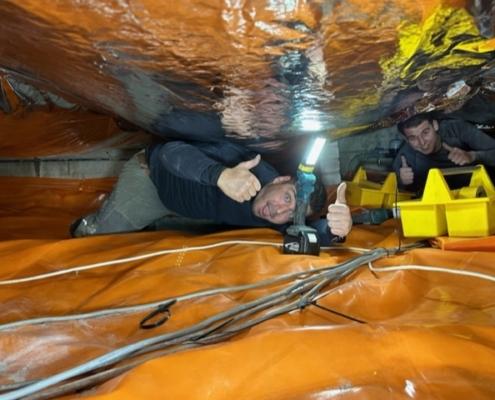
[271,175,292,184]
[432,120,439,131]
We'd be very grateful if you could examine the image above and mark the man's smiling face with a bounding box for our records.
[252,180,296,225]
[403,119,441,155]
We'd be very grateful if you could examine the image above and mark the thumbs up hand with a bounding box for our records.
[399,155,414,186]
[442,142,476,166]
[327,182,352,237]
[217,155,262,202]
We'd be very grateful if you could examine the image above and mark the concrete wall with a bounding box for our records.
[0,148,142,178]
[338,127,402,180]
[0,130,398,184]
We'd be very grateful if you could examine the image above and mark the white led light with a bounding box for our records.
[305,137,327,166]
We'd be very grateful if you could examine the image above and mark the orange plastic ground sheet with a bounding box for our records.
[0,177,494,399]
[0,177,114,241]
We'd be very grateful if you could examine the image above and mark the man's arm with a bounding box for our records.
[454,121,495,166]
[151,140,279,202]
[152,141,227,185]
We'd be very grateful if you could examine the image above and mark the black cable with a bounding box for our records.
[311,302,366,324]
[394,171,402,252]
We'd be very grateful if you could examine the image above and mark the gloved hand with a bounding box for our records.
[326,182,352,237]
[217,154,262,202]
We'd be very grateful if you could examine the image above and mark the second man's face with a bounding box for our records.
[403,120,441,155]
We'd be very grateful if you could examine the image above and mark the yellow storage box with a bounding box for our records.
[396,169,453,237]
[346,167,413,208]
[444,165,495,237]
[397,165,495,238]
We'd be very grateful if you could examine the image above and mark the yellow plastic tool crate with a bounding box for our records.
[397,165,495,237]
[346,167,413,208]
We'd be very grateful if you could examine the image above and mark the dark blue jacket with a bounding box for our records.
[147,140,339,245]
[393,119,495,194]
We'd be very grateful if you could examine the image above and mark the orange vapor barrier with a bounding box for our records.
[0,107,141,157]
[0,177,495,399]
[0,177,114,240]
[0,75,150,157]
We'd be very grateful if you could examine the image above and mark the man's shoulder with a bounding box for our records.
[438,118,476,134]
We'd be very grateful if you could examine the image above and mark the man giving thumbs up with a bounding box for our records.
[71,140,330,238]
[327,182,352,237]
[217,154,262,202]
[399,155,414,186]
[441,142,475,166]
[393,112,495,193]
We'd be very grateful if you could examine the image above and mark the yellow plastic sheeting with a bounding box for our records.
[381,6,492,84]
[0,177,494,399]
[339,5,495,127]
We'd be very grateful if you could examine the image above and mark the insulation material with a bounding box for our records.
[1,0,495,153]
[0,76,148,157]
